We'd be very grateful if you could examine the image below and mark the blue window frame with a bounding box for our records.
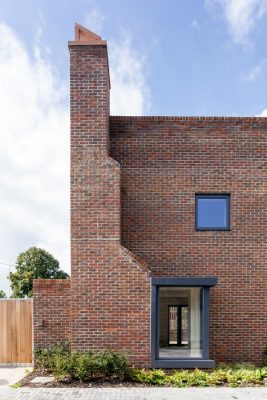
[195,194,230,231]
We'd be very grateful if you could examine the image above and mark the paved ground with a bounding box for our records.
[0,387,266,399]
[0,368,32,387]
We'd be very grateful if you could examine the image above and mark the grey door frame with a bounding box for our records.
[151,277,218,368]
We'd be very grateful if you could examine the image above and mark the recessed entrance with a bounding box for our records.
[151,277,217,368]
[159,287,201,359]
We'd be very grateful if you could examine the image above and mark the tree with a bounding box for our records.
[0,290,6,298]
[9,247,69,298]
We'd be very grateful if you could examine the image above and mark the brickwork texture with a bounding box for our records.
[33,26,267,367]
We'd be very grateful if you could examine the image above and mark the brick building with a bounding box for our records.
[33,24,267,368]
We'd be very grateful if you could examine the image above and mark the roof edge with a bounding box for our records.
[110,115,267,121]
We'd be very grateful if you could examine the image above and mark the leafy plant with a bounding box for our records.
[24,368,31,375]
[130,369,167,386]
[70,352,92,381]
[9,383,22,389]
[34,347,267,386]
[226,368,267,387]
[34,343,71,372]
[34,346,130,382]
[130,364,267,388]
[52,353,72,381]
[97,350,129,379]
[206,368,228,386]
[9,247,69,298]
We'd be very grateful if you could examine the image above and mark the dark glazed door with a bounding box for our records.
[168,305,189,346]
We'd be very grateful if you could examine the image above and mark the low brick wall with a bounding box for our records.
[33,279,71,348]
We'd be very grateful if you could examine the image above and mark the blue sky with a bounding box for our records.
[0,0,266,294]
[1,0,267,116]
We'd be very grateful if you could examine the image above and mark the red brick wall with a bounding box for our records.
[110,116,267,365]
[33,279,71,347]
[33,29,266,367]
[69,43,151,367]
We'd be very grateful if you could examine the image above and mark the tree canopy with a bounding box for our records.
[9,247,69,298]
[0,290,6,298]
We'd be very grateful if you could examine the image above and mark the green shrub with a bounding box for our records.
[52,352,72,381]
[97,350,129,380]
[207,368,228,386]
[34,343,70,372]
[130,365,267,388]
[34,346,129,382]
[186,369,209,387]
[70,352,93,381]
[226,368,267,387]
[130,369,167,386]
[34,346,267,386]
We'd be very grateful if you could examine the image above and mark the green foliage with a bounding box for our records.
[130,364,267,388]
[206,368,228,386]
[24,368,31,375]
[70,351,93,381]
[9,247,69,298]
[0,290,6,298]
[170,369,209,387]
[52,352,72,381]
[130,369,167,386]
[34,347,267,386]
[34,345,129,382]
[225,367,267,387]
[34,343,70,372]
[9,383,22,389]
[97,350,129,379]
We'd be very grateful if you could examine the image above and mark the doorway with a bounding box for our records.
[168,305,188,346]
[151,277,217,368]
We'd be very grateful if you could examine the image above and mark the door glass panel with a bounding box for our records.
[181,306,189,345]
[158,287,202,359]
[168,306,178,345]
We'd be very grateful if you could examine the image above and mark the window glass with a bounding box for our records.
[196,195,229,230]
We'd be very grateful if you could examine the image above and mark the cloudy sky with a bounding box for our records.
[0,0,267,295]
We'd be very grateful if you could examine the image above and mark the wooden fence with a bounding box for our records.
[0,299,33,366]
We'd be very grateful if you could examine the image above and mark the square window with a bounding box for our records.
[196,194,230,230]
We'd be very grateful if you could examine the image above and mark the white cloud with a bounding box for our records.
[244,57,267,80]
[84,7,151,115]
[256,108,267,116]
[84,9,107,34]
[205,0,267,45]
[0,21,151,294]
[109,33,151,115]
[0,22,70,294]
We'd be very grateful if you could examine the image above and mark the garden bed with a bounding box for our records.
[19,345,267,388]
[18,369,147,388]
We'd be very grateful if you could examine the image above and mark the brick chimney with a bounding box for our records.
[68,24,150,365]
[69,23,110,153]
[69,24,120,245]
